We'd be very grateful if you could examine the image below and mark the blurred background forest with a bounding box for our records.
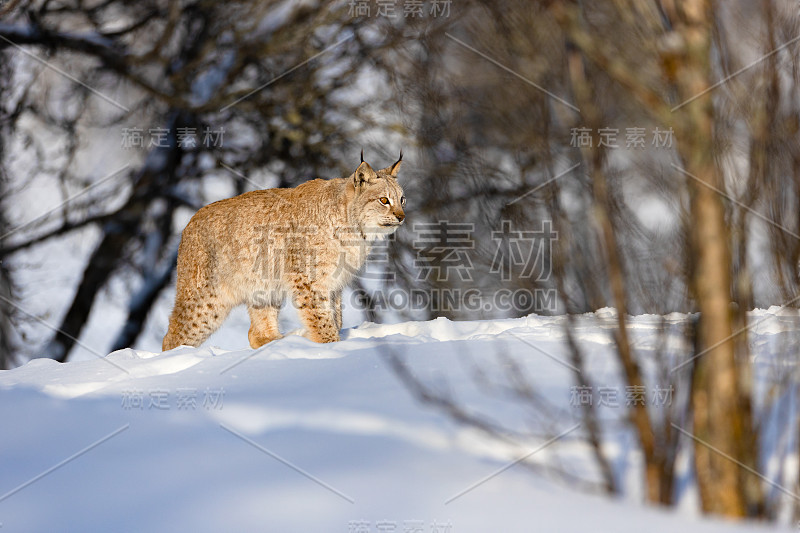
[1,0,799,523]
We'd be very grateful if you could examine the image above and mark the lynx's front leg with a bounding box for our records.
[293,282,340,343]
[247,305,282,348]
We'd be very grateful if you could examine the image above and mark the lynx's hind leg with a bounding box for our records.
[247,305,282,348]
[163,292,231,350]
[163,226,236,351]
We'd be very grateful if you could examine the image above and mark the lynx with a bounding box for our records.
[162,152,405,350]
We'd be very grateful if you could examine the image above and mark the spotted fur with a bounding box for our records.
[162,154,405,350]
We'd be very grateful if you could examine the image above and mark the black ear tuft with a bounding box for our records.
[388,150,403,177]
[360,149,364,163]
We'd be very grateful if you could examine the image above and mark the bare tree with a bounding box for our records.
[0,0,403,362]
[372,0,799,521]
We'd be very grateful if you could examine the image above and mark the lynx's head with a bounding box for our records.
[349,151,405,239]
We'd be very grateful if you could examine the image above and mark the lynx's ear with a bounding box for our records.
[354,159,377,187]
[383,150,403,177]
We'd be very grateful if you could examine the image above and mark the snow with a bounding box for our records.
[0,312,793,532]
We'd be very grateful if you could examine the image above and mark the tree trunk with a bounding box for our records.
[565,47,664,503]
[0,252,14,369]
[43,113,190,362]
[0,53,16,369]
[671,0,759,517]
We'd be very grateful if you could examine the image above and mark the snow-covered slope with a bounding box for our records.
[0,312,792,532]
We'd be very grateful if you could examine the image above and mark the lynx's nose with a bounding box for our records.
[395,212,405,223]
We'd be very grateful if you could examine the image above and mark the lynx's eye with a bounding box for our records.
[379,197,390,205]
[400,196,406,206]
